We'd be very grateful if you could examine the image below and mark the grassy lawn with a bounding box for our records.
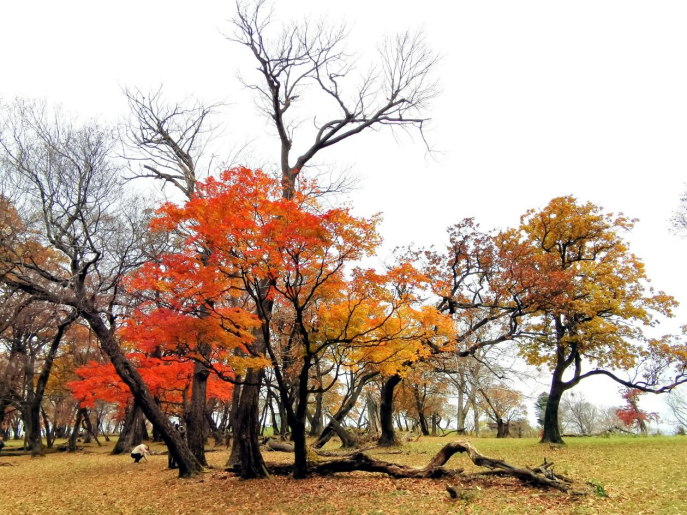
[0,435,685,514]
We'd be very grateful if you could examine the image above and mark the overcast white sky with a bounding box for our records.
[3,0,687,428]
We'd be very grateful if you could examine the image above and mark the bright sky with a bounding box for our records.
[3,0,687,428]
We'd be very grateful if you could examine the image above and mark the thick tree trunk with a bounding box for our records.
[496,418,510,438]
[82,311,202,477]
[228,367,269,478]
[292,418,308,479]
[378,375,402,446]
[540,375,565,444]
[187,362,209,466]
[27,318,72,457]
[26,404,42,457]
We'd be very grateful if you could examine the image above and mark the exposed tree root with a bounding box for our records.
[260,439,584,493]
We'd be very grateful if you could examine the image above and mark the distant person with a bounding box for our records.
[131,443,150,463]
[0,435,5,454]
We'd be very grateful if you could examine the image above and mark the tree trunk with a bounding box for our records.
[418,413,429,436]
[27,317,72,457]
[414,389,429,436]
[496,418,509,438]
[187,362,209,466]
[314,372,378,449]
[227,367,269,478]
[42,409,54,449]
[205,410,224,446]
[82,310,202,477]
[540,375,565,444]
[68,409,83,452]
[113,403,141,454]
[366,393,380,437]
[378,375,402,446]
[329,415,357,448]
[292,418,308,479]
[82,408,102,446]
[26,403,43,457]
[309,390,324,437]
[226,373,242,463]
[264,440,578,493]
[151,397,162,442]
[471,400,480,436]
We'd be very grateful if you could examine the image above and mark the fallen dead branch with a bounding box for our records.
[259,439,584,493]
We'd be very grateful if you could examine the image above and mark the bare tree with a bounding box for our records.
[670,189,687,236]
[0,99,201,477]
[560,392,600,435]
[666,387,687,429]
[121,86,225,198]
[230,0,440,198]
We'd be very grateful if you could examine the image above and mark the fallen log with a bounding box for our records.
[267,452,463,479]
[264,439,295,453]
[259,439,583,493]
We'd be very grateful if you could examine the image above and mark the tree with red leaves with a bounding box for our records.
[616,389,659,434]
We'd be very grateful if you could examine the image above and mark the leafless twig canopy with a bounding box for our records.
[230,0,440,198]
[121,86,225,199]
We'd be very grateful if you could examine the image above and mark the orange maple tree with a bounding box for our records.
[132,166,441,477]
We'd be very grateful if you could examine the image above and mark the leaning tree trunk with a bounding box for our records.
[314,372,378,449]
[82,310,202,477]
[378,375,402,446]
[328,415,358,448]
[27,317,72,457]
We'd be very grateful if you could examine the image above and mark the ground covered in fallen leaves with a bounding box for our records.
[0,435,685,514]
